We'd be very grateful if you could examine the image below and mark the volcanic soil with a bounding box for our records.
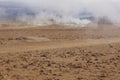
[0,25,120,80]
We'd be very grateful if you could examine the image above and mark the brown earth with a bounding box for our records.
[0,25,120,80]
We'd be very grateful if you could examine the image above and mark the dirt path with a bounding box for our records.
[0,38,120,53]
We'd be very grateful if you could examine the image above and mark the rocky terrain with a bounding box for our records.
[0,25,120,80]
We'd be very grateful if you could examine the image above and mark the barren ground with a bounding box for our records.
[0,25,120,80]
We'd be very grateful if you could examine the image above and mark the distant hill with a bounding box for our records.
[0,1,35,20]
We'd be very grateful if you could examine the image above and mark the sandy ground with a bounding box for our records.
[0,25,120,80]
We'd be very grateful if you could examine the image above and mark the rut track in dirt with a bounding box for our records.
[0,38,120,53]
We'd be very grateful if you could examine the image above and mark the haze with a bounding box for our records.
[0,0,120,25]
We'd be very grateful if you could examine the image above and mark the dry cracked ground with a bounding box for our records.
[0,25,120,80]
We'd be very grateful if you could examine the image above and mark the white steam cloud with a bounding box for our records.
[0,0,120,25]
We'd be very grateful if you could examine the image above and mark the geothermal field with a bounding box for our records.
[0,24,120,80]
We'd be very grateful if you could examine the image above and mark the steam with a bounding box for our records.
[0,0,120,25]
